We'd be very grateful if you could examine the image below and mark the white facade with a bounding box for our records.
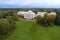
[47,12,56,16]
[17,10,35,20]
[36,12,56,17]
[17,10,56,20]
[24,10,35,19]
[36,12,47,17]
[17,11,25,16]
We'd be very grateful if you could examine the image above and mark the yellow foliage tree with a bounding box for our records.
[13,11,19,20]
[36,15,42,23]
[46,14,55,25]
[46,15,54,20]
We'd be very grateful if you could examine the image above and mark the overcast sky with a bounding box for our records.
[0,0,60,8]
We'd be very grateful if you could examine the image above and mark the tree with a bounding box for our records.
[46,14,55,26]
[0,19,10,35]
[0,19,15,36]
[6,16,14,23]
[13,11,19,20]
[0,11,3,19]
[41,13,49,27]
[36,15,42,24]
[54,10,60,25]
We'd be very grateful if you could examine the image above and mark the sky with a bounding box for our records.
[0,0,60,8]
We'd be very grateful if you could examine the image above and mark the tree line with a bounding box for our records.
[0,10,19,40]
[36,10,60,27]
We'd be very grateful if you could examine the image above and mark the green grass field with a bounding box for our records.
[5,20,60,40]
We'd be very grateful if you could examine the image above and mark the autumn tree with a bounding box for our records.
[13,11,19,20]
[36,15,42,24]
[46,14,55,26]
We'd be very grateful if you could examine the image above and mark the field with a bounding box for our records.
[5,20,60,40]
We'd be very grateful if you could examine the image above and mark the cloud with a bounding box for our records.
[0,0,60,8]
[0,0,33,5]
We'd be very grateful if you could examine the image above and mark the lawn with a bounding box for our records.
[5,20,60,40]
